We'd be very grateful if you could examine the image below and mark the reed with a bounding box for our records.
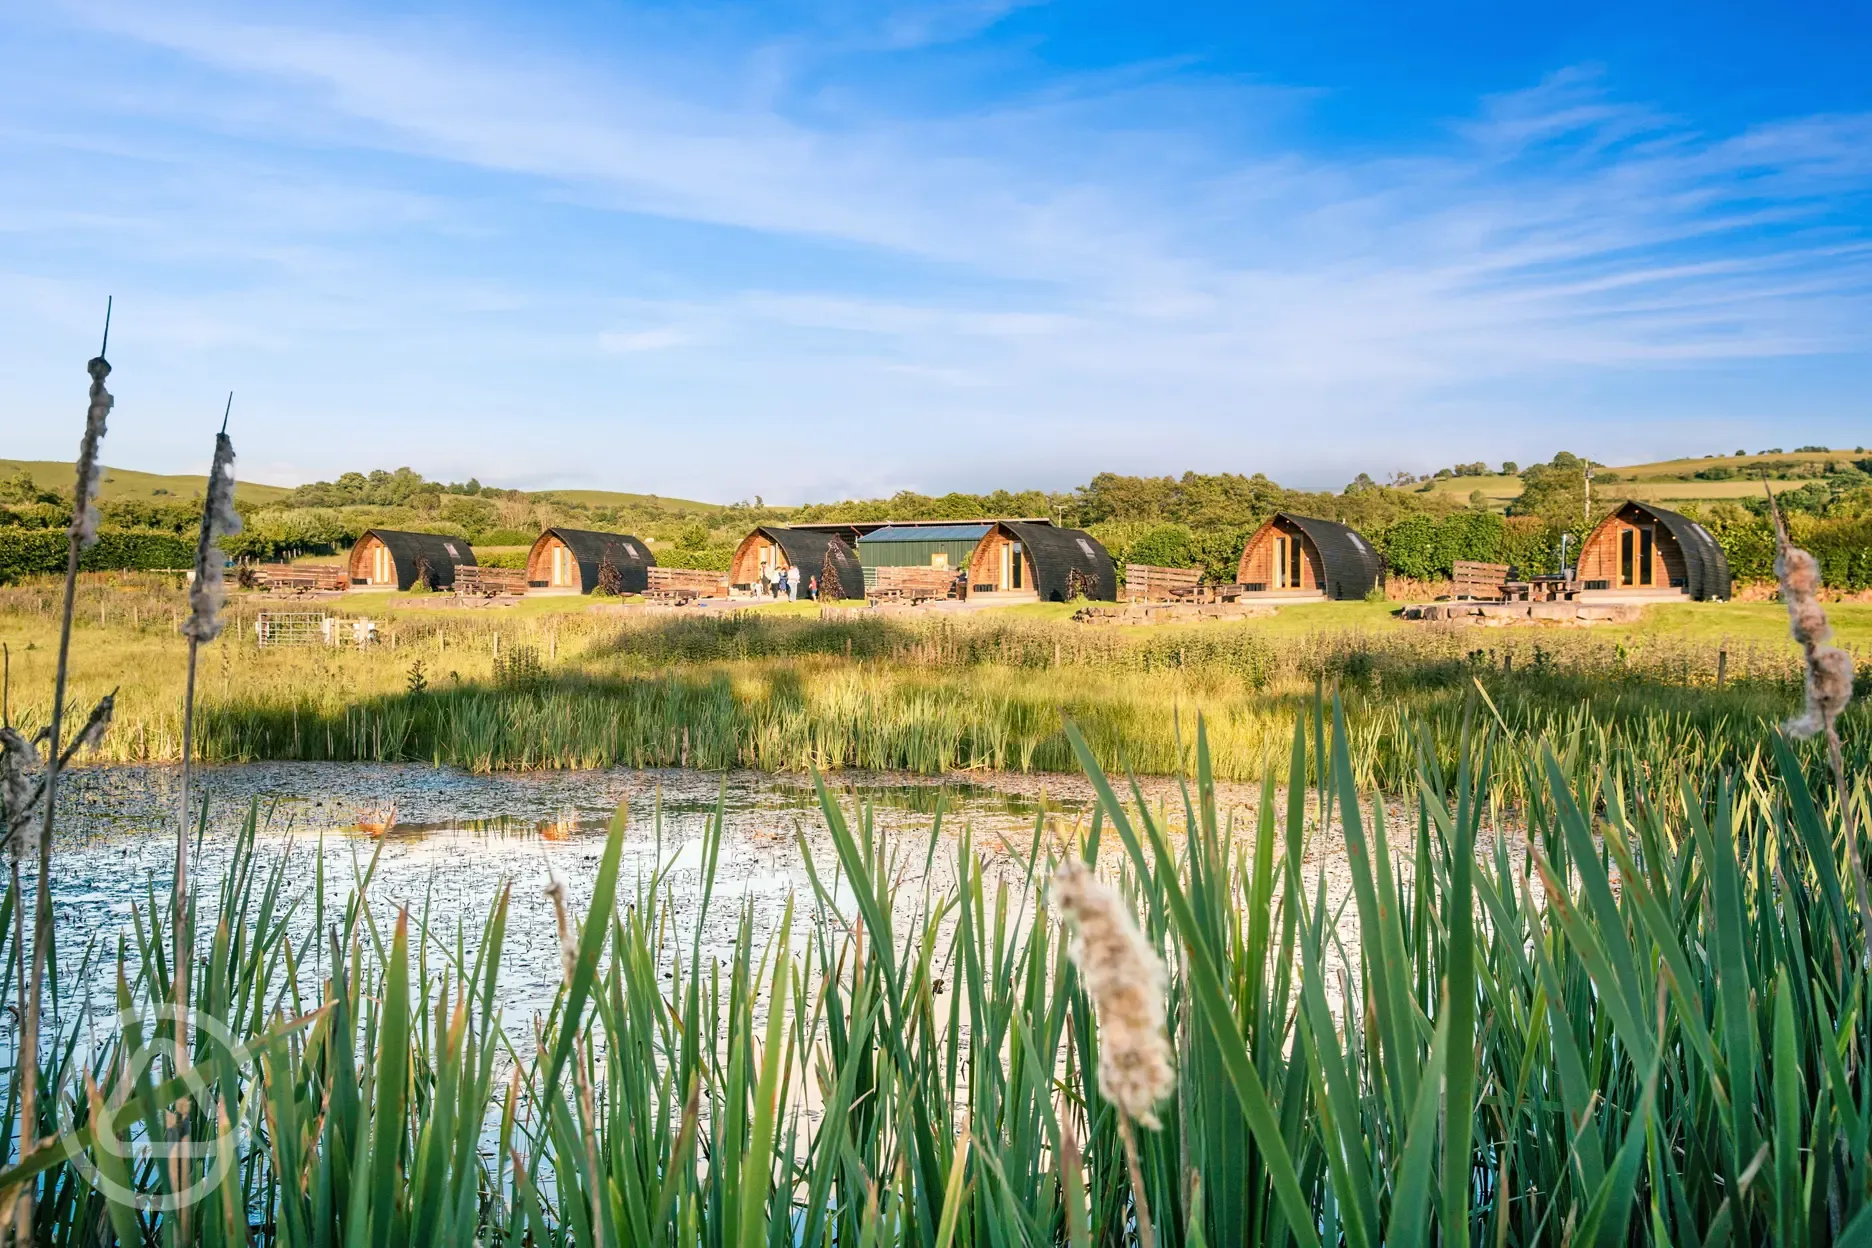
[0,689,1865,1244]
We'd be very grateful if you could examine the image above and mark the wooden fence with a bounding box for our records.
[647,567,729,602]
[1123,564,1203,603]
[455,567,529,597]
[869,566,962,603]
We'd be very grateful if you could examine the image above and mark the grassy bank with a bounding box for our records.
[2,578,1866,796]
[5,704,1870,1244]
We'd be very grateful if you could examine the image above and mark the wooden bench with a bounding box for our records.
[647,567,728,603]
[255,564,348,592]
[1451,561,1511,601]
[454,567,529,597]
[869,566,961,604]
[1124,564,1204,603]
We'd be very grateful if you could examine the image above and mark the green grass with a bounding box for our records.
[0,457,293,505]
[4,696,1869,1244]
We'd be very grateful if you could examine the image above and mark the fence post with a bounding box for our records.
[1717,643,1728,689]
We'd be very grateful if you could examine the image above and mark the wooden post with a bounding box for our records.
[1504,652,1513,675]
[1717,643,1728,689]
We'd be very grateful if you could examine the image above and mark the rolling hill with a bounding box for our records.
[0,459,294,505]
[1417,447,1868,511]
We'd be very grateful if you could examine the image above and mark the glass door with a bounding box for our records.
[373,545,393,584]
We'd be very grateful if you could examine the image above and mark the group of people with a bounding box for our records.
[757,562,819,600]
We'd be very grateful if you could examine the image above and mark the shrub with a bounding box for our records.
[1123,524,1199,570]
[473,550,527,569]
[476,527,539,547]
[0,528,196,584]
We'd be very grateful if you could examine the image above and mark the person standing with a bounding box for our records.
[776,567,789,600]
[787,564,800,600]
[758,564,771,598]
[808,574,819,601]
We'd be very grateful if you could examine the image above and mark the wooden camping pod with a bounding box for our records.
[965,521,1115,602]
[348,530,475,591]
[1575,501,1730,600]
[1235,513,1383,600]
[729,526,866,600]
[526,528,655,594]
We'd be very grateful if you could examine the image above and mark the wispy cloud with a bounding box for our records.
[2,2,1869,498]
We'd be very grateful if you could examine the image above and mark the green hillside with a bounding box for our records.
[1417,447,1869,512]
[0,459,293,505]
[529,488,724,515]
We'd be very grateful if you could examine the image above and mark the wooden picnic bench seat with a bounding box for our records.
[454,566,529,597]
[255,563,348,592]
[1451,561,1511,601]
[647,567,728,602]
[1124,564,1204,603]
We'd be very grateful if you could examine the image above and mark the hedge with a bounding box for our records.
[0,528,197,584]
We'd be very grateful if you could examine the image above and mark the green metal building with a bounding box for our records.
[853,524,993,589]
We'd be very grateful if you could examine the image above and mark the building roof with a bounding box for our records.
[1260,513,1385,600]
[858,524,994,544]
[998,521,1116,602]
[1597,501,1732,600]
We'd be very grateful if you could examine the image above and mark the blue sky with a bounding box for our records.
[3,1,1869,502]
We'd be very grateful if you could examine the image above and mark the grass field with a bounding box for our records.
[1418,469,1838,510]
[3,576,1864,793]
[0,457,293,504]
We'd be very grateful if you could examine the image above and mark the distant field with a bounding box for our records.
[1,459,719,513]
[530,488,723,514]
[1417,446,1863,511]
[0,458,293,504]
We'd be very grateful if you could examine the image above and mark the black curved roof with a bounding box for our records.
[747,526,866,600]
[1001,521,1116,602]
[1601,502,1732,600]
[358,529,476,590]
[1268,513,1385,600]
[534,528,655,593]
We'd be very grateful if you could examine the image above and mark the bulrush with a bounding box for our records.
[69,355,113,549]
[1050,857,1174,1127]
[544,874,579,985]
[180,426,242,644]
[1774,538,1854,741]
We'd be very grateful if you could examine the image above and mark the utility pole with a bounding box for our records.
[1584,459,1593,526]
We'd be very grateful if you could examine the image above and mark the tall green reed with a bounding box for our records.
[1,692,1867,1244]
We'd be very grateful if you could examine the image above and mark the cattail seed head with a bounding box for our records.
[182,432,242,643]
[70,357,113,549]
[1772,509,1855,740]
[1050,858,1175,1128]
[544,875,578,985]
[1,726,41,852]
[73,693,115,756]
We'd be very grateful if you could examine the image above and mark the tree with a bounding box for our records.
[1500,461,1518,476]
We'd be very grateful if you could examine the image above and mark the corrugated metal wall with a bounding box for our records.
[856,538,983,572]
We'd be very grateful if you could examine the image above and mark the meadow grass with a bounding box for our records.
[2,577,1865,800]
[2,699,1868,1244]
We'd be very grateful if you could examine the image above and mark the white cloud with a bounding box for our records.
[1,4,1869,499]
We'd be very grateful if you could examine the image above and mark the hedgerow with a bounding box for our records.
[0,528,196,583]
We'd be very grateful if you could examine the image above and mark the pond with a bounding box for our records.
[35,762,1123,1035]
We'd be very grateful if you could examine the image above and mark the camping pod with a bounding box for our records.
[348,529,475,591]
[729,526,866,600]
[966,521,1116,602]
[1236,513,1383,600]
[526,528,656,594]
[1577,501,1730,600]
